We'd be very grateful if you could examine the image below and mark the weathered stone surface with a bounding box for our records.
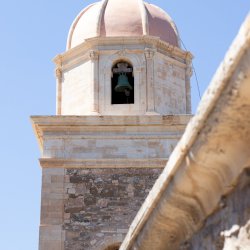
[120,15,250,250]
[223,220,250,250]
[57,38,191,116]
[32,3,193,250]
[63,168,161,250]
[32,114,189,250]
[180,169,250,250]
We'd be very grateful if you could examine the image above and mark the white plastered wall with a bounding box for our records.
[61,60,92,115]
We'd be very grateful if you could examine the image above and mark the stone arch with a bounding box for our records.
[99,50,146,115]
[111,57,134,71]
[111,60,134,104]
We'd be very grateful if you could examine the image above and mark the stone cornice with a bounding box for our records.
[39,158,167,169]
[31,115,191,151]
[54,36,192,69]
[38,134,181,140]
[88,50,99,61]
[156,51,187,68]
[31,115,191,129]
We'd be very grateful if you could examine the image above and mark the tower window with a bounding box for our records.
[111,61,134,104]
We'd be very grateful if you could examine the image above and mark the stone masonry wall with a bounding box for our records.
[180,168,250,250]
[64,168,162,250]
[154,54,186,115]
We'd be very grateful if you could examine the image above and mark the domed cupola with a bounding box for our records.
[67,0,180,49]
[54,0,193,116]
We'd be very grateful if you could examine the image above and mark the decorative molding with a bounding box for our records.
[53,55,62,67]
[59,36,192,66]
[55,68,62,80]
[185,53,193,78]
[186,66,193,78]
[156,51,186,68]
[144,48,155,59]
[134,66,144,73]
[145,48,156,113]
[185,56,193,114]
[185,52,193,63]
[30,115,192,149]
[117,49,129,57]
[89,50,99,61]
[62,54,89,72]
[39,158,167,169]
[55,66,62,115]
[100,50,145,115]
[40,134,182,140]
[30,115,192,127]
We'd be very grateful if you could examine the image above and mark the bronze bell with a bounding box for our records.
[115,73,133,93]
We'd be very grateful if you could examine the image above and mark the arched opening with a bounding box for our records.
[111,61,134,104]
[104,243,120,250]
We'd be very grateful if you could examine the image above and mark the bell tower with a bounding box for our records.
[31,0,193,249]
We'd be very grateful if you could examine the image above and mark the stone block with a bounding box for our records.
[39,225,64,250]
[51,175,65,183]
[42,168,64,176]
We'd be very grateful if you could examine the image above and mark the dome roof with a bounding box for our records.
[67,0,180,50]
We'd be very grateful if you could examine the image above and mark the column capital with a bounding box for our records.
[89,50,99,61]
[53,54,62,67]
[117,49,128,57]
[144,48,155,59]
[185,52,193,63]
[186,66,193,78]
[55,68,62,80]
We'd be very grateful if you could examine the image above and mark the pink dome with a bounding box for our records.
[67,0,180,50]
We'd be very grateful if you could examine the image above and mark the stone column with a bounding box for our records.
[55,67,62,115]
[185,53,193,114]
[89,50,99,115]
[145,48,156,114]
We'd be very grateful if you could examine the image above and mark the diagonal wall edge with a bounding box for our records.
[120,14,250,250]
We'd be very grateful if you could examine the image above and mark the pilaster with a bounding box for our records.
[54,55,63,115]
[144,48,157,114]
[185,53,193,114]
[89,50,100,114]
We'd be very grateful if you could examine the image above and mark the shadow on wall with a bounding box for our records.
[104,243,121,250]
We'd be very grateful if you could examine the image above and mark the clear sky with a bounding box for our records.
[0,1,249,249]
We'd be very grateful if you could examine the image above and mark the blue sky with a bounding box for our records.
[0,1,249,249]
